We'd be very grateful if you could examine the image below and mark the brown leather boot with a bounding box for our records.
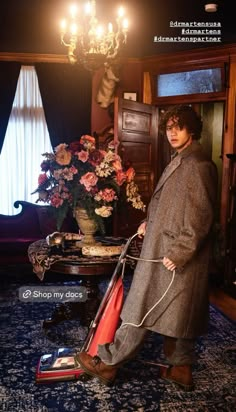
[77,352,118,386]
[159,365,194,391]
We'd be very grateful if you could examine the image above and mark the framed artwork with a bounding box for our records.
[123,91,138,101]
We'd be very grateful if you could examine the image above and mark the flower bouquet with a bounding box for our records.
[33,135,145,235]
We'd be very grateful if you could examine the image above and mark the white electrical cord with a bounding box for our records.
[121,254,176,328]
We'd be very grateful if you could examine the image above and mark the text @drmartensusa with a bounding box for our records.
[19,286,88,302]
[154,20,222,44]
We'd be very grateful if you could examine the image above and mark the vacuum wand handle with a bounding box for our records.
[81,232,139,352]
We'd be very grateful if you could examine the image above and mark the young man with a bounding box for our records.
[77,105,218,391]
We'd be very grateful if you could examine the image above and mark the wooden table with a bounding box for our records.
[45,258,120,328]
[28,238,129,328]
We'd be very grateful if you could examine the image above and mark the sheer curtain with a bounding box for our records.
[0,66,53,215]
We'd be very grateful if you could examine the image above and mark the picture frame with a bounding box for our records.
[123,91,138,101]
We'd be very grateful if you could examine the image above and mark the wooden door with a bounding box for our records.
[113,97,159,237]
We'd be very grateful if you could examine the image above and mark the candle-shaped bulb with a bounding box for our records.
[85,1,92,15]
[96,25,104,39]
[122,18,128,31]
[118,6,125,18]
[60,19,67,34]
[69,4,77,19]
[70,22,78,36]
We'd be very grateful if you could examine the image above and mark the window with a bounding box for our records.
[0,66,52,215]
[157,68,222,97]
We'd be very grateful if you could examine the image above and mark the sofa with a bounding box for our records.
[0,200,77,264]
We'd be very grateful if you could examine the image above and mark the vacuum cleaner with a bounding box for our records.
[35,233,138,383]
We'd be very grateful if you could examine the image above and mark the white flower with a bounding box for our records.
[95,162,113,177]
[95,206,113,217]
[126,182,146,211]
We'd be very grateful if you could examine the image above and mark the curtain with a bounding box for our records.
[0,62,21,153]
[35,63,92,148]
[0,66,53,215]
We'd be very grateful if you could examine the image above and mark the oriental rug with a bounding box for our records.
[0,269,235,412]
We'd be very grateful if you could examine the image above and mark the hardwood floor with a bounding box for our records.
[209,286,236,322]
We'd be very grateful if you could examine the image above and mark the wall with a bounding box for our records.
[91,59,143,133]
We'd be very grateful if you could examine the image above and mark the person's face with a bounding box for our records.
[166,117,193,153]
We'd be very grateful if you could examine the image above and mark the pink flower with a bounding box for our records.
[80,172,98,191]
[70,165,78,175]
[78,150,89,163]
[50,192,64,208]
[80,135,96,150]
[95,188,117,202]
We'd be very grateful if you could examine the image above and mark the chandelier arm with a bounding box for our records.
[60,34,71,48]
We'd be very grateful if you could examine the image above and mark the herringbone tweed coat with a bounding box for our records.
[121,141,218,339]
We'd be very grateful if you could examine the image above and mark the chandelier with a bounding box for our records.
[60,1,128,70]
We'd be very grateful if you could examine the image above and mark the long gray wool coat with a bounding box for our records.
[121,141,218,339]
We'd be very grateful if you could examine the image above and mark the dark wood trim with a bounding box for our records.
[152,93,226,106]
[0,52,142,65]
[50,261,117,276]
[0,52,69,63]
[141,43,236,71]
[0,44,235,68]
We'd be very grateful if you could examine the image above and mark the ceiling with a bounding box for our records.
[0,0,234,59]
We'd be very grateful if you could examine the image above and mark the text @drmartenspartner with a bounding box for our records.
[154,20,222,43]
[19,286,88,302]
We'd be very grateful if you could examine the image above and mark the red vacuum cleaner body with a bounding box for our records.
[36,234,136,383]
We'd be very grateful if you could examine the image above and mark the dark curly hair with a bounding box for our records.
[159,105,203,140]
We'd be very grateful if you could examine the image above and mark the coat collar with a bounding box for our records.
[177,140,202,159]
[153,141,201,194]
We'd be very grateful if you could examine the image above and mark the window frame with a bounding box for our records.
[151,62,226,105]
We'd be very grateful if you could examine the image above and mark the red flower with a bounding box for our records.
[68,141,83,154]
[126,167,135,182]
[89,150,105,167]
[38,173,48,185]
[40,161,50,172]
[112,159,122,172]
[80,135,96,145]
[115,170,127,186]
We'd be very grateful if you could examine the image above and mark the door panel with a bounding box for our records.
[113,97,159,237]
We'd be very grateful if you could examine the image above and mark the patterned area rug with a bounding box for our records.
[0,270,235,412]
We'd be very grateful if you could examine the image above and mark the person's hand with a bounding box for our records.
[163,257,176,271]
[137,221,147,238]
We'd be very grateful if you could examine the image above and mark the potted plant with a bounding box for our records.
[33,135,145,244]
